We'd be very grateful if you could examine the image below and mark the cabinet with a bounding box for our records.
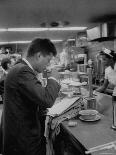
[54,125,86,155]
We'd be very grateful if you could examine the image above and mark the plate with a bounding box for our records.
[79,114,101,122]
[61,91,73,95]
[61,79,72,84]
[79,109,98,115]
[69,81,87,87]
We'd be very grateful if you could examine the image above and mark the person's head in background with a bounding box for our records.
[10,54,21,66]
[99,48,116,68]
[10,56,16,66]
[1,57,12,74]
[25,38,57,73]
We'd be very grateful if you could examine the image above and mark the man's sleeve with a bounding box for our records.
[18,69,61,108]
[0,78,4,95]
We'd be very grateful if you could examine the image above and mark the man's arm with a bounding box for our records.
[18,69,61,108]
[0,76,4,95]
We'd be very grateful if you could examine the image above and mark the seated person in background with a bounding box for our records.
[95,48,116,95]
[10,53,22,65]
[0,57,12,100]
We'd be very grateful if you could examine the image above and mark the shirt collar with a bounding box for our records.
[2,68,8,75]
[22,58,34,71]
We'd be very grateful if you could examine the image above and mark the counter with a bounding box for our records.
[54,93,116,155]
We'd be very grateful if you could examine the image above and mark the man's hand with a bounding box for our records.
[50,68,60,81]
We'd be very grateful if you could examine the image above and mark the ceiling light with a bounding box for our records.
[0,39,63,44]
[50,21,70,27]
[67,38,75,41]
[0,42,9,45]
[0,29,7,32]
[0,41,31,44]
[0,27,87,32]
[10,41,31,44]
[8,28,48,31]
[48,27,87,31]
[7,27,87,32]
[51,39,63,42]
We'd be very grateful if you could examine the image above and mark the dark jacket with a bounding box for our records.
[0,73,6,99]
[3,60,60,155]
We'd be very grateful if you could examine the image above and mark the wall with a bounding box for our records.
[54,42,63,54]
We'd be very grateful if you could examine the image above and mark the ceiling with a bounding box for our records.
[0,0,116,43]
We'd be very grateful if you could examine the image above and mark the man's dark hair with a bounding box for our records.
[1,57,11,70]
[27,38,57,57]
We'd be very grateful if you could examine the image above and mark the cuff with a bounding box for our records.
[48,77,59,83]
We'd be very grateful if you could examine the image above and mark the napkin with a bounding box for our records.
[47,97,80,116]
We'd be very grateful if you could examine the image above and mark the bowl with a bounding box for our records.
[79,109,98,120]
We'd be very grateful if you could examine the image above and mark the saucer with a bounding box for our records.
[79,114,101,122]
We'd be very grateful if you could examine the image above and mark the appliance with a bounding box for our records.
[77,54,87,74]
[87,23,116,41]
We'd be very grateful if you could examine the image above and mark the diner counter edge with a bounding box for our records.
[54,92,116,155]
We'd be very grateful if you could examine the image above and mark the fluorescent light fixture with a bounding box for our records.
[0,39,63,44]
[8,28,48,32]
[0,27,87,32]
[51,39,63,42]
[67,38,75,41]
[10,41,31,44]
[0,41,31,44]
[0,29,7,32]
[0,42,9,45]
[48,27,87,31]
[7,27,87,32]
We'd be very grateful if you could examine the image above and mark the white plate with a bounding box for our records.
[61,90,72,95]
[79,114,101,122]
[69,81,87,87]
[61,79,72,84]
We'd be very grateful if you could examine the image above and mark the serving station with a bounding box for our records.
[53,92,116,155]
[45,67,116,155]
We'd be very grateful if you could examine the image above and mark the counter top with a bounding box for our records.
[61,93,116,154]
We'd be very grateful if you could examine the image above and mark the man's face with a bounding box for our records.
[35,53,53,72]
